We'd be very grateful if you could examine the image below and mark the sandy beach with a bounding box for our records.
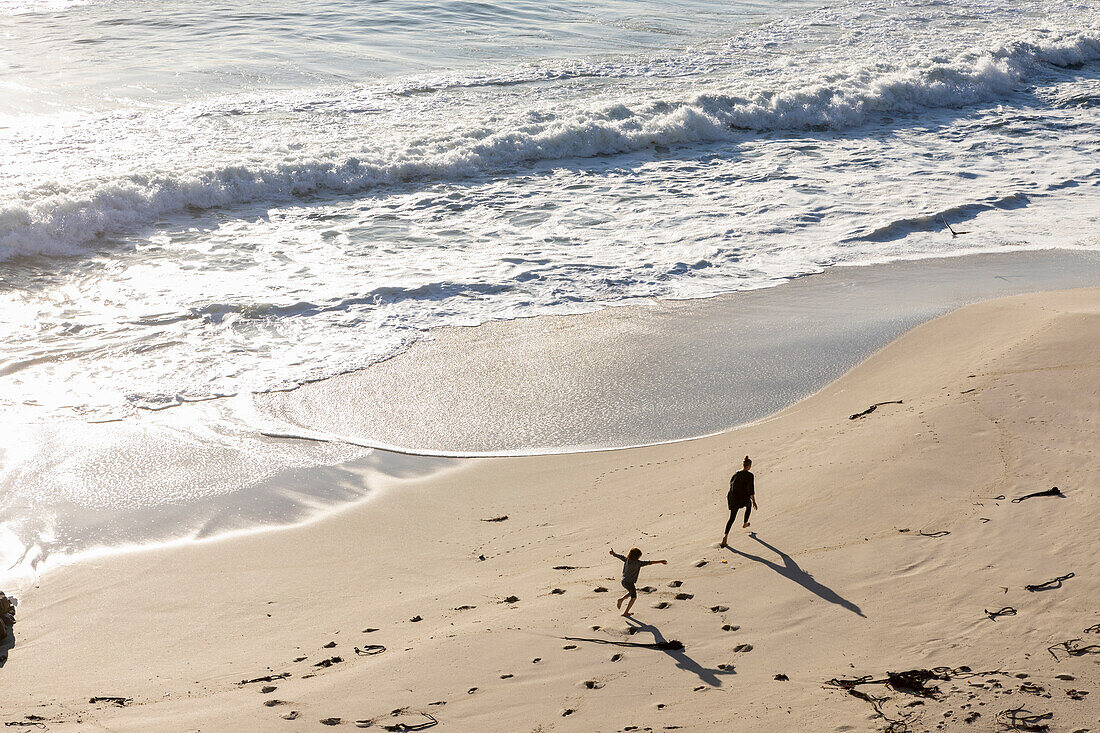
[1,286,1096,731]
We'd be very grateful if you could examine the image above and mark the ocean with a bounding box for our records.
[2,0,1099,577]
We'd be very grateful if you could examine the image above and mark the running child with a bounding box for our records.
[609,547,667,617]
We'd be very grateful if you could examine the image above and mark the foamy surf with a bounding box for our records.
[3,29,1099,260]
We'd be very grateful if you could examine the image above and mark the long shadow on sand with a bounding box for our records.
[623,618,736,687]
[724,532,865,617]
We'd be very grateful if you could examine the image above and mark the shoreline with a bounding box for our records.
[258,247,1100,454]
[1,286,1096,731]
[3,248,1099,588]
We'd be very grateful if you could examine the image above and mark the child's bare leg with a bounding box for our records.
[622,595,636,617]
[721,509,736,546]
[616,593,628,610]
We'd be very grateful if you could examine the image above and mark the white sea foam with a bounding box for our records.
[3,29,1098,261]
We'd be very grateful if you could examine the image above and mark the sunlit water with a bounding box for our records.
[2,0,1099,577]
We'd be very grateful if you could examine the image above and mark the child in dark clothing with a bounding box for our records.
[609,547,667,617]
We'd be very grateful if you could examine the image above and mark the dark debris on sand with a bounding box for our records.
[849,400,903,420]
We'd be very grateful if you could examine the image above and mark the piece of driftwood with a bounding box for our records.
[239,672,290,685]
[1011,487,1063,503]
[1024,573,1074,592]
[380,713,438,731]
[984,607,1017,621]
[849,401,903,420]
[996,706,1052,731]
[1047,638,1100,662]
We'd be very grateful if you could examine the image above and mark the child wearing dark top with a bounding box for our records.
[609,547,667,617]
[720,455,758,548]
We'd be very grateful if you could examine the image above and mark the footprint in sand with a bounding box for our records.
[500,674,514,679]
[563,644,578,650]
[260,686,277,694]
[264,700,286,707]
[639,586,657,593]
[594,587,609,593]
[428,701,446,706]
[674,593,693,600]
[467,687,478,694]
[711,605,729,613]
[653,602,671,609]
[282,711,299,720]
[733,644,753,653]
[320,718,341,725]
[532,658,542,663]
[293,656,307,662]
[562,709,575,717]
[584,680,603,689]
[362,628,379,633]
[323,641,337,648]
[502,596,520,604]
[695,560,707,568]
[409,615,423,622]
[718,664,734,671]
[611,654,623,662]
[551,588,566,595]
[721,624,740,632]
[668,581,683,588]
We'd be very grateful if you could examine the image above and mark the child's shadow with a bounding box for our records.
[624,617,736,687]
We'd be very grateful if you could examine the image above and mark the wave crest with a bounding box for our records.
[3,31,1098,261]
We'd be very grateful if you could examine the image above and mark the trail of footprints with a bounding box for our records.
[234,566,758,728]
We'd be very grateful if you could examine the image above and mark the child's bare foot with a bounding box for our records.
[621,611,633,618]
[719,537,728,548]
[742,522,750,529]
[616,596,624,610]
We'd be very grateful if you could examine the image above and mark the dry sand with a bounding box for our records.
[1,287,1097,732]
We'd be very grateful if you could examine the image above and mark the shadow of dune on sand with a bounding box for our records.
[624,618,736,687]
[725,532,865,618]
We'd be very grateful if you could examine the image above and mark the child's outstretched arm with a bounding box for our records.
[609,548,626,561]
[641,559,668,566]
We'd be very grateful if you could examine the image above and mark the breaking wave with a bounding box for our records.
[2,31,1099,261]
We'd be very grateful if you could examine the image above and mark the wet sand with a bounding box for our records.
[258,248,1100,453]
